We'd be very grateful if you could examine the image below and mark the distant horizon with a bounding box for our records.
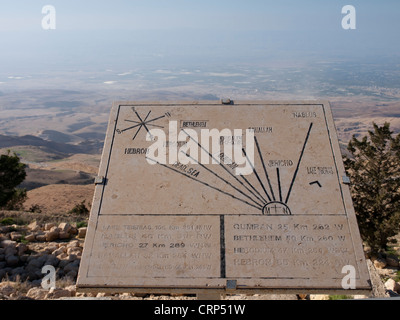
[1,1,399,77]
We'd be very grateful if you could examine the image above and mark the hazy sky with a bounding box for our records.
[0,1,399,72]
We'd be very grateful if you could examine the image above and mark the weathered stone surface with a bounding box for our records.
[366,259,390,298]
[77,101,371,295]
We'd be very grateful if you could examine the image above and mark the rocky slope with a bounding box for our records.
[1,215,399,300]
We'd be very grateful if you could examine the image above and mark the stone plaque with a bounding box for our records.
[77,101,371,294]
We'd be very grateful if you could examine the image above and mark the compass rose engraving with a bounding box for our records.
[117,108,166,141]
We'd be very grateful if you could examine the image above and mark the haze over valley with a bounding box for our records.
[0,1,399,214]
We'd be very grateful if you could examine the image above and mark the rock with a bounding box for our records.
[65,269,78,279]
[96,292,107,298]
[27,221,41,232]
[19,254,29,263]
[4,245,17,257]
[58,223,72,234]
[63,259,80,280]
[0,240,17,249]
[10,232,23,241]
[44,223,56,231]
[58,231,71,239]
[26,255,46,271]
[50,226,60,233]
[0,283,16,296]
[65,285,76,296]
[43,244,58,254]
[45,230,59,242]
[58,259,70,268]
[69,226,78,235]
[52,246,66,256]
[10,266,27,278]
[16,243,28,255]
[373,258,387,269]
[385,279,400,293]
[35,233,46,242]
[64,260,80,274]
[386,255,399,268]
[67,254,79,262]
[26,287,48,300]
[56,253,68,261]
[67,240,80,249]
[45,287,72,299]
[25,255,49,281]
[24,233,36,242]
[0,226,12,234]
[0,269,6,281]
[44,255,60,267]
[5,255,19,267]
[78,227,87,238]
[67,247,82,257]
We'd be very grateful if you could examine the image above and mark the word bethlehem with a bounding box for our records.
[145,121,255,176]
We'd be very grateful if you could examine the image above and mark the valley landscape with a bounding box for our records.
[1,59,400,216]
[1,4,400,299]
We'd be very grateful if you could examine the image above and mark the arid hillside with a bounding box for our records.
[23,184,95,215]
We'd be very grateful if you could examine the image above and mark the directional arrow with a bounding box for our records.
[309,181,322,188]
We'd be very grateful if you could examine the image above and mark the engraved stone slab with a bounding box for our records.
[77,101,371,294]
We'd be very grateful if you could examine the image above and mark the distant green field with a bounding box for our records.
[0,146,65,163]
